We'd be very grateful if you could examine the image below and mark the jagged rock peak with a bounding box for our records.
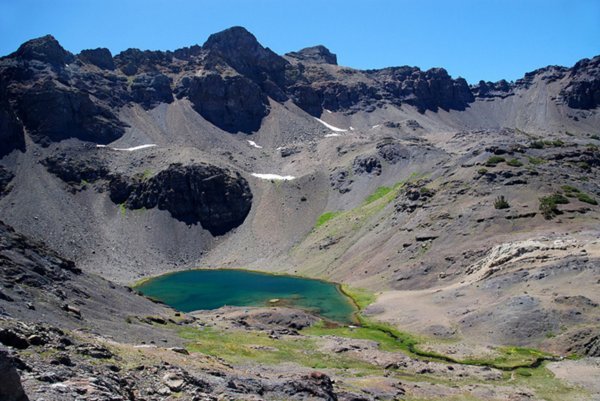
[203,26,261,52]
[11,34,73,66]
[78,47,115,70]
[286,45,337,65]
[202,26,289,95]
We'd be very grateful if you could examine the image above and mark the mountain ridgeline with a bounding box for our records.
[1,27,598,154]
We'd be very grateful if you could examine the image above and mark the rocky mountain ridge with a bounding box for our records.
[2,27,598,155]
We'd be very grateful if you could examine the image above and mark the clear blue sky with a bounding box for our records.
[1,0,598,83]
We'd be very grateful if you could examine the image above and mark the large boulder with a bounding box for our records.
[0,347,28,401]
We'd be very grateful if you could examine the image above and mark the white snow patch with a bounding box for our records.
[251,173,296,181]
[247,140,263,149]
[314,117,347,132]
[325,109,333,114]
[324,133,341,138]
[96,144,156,151]
[276,146,284,151]
[350,126,355,131]
[371,124,381,129]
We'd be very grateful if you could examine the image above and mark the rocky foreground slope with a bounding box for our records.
[1,26,600,400]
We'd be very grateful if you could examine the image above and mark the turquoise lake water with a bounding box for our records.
[135,269,357,323]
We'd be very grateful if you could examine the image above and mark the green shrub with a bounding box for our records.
[315,211,341,228]
[561,185,580,195]
[529,139,564,149]
[364,186,393,204]
[506,158,523,167]
[591,134,600,140]
[477,168,488,175]
[494,195,510,209]
[529,140,545,149]
[577,192,597,205]
[485,156,506,167]
[578,161,591,170]
[528,156,546,165]
[539,194,569,219]
[419,187,434,197]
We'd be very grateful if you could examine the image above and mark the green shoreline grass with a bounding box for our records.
[328,286,558,371]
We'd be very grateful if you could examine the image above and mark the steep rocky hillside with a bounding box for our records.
[1,26,599,400]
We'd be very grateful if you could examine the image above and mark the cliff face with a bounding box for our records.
[112,163,253,236]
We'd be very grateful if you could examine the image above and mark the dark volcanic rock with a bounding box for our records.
[16,81,126,146]
[114,48,173,76]
[0,85,25,157]
[374,67,474,112]
[11,35,73,67]
[0,220,81,290]
[330,170,353,193]
[78,48,115,70]
[176,73,269,133]
[353,155,382,175]
[287,83,323,116]
[376,142,409,164]
[560,56,600,109]
[286,45,338,65]
[203,26,289,97]
[0,166,14,196]
[130,73,173,109]
[111,163,253,236]
[42,152,110,185]
[0,347,28,401]
[275,372,337,401]
[566,327,600,357]
[471,79,513,98]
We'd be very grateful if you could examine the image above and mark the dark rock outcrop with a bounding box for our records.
[373,67,474,112]
[560,56,600,109]
[130,72,173,108]
[376,142,409,164]
[275,372,337,401]
[176,73,268,133]
[565,327,600,357]
[16,81,125,146]
[286,45,338,65]
[114,48,174,76]
[0,84,25,157]
[0,347,28,401]
[353,155,382,175]
[77,48,115,70]
[0,166,15,196]
[0,220,81,291]
[203,26,289,98]
[42,153,110,185]
[10,35,73,67]
[330,170,353,193]
[110,163,253,236]
[471,79,513,98]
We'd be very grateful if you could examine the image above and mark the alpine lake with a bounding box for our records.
[135,269,358,324]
